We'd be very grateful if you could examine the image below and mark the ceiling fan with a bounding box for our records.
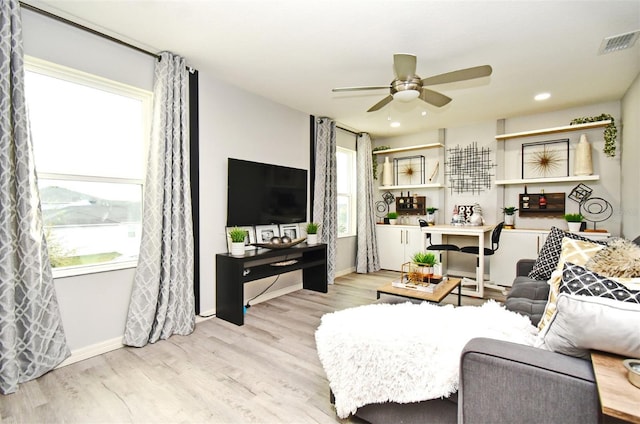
[332,54,492,112]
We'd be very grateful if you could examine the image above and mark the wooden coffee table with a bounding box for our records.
[591,350,640,423]
[377,277,462,306]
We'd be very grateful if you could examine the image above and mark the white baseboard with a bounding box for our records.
[335,267,356,278]
[57,336,124,368]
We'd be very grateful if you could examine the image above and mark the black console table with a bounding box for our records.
[215,243,327,325]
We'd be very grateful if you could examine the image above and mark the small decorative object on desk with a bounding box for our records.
[468,203,484,226]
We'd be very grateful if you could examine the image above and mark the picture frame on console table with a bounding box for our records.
[255,225,280,243]
[225,226,256,253]
[279,223,300,239]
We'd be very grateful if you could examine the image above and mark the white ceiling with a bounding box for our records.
[24,0,640,137]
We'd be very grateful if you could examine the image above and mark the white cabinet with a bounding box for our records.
[376,225,425,271]
[489,229,610,287]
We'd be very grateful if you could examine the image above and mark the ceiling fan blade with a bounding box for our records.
[367,95,394,112]
[421,65,493,86]
[393,54,417,80]
[332,85,391,92]
[419,88,452,107]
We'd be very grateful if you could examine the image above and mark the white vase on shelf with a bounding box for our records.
[381,157,393,186]
[574,134,593,176]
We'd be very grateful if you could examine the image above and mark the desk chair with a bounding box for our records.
[419,219,460,263]
[459,222,508,295]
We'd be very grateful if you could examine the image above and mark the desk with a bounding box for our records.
[421,224,494,298]
[591,351,640,423]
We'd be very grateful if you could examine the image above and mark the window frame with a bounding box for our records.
[25,56,152,278]
[336,145,357,238]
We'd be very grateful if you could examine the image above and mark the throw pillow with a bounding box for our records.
[536,237,605,333]
[586,237,640,278]
[560,262,640,303]
[540,293,640,359]
[527,226,607,281]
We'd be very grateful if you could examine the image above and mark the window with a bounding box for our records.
[337,146,357,237]
[24,57,152,277]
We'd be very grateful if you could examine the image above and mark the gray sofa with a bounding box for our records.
[351,260,624,424]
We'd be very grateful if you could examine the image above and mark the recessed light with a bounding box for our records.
[390,121,401,128]
[534,92,551,101]
[421,111,427,117]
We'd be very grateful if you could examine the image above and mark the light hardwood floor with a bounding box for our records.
[0,270,505,424]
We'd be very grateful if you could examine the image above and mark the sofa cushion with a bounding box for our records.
[560,262,640,303]
[540,293,640,359]
[527,226,607,281]
[585,237,640,278]
[536,237,605,332]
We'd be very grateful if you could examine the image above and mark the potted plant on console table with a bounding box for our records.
[386,212,398,225]
[306,222,320,245]
[564,213,584,233]
[228,227,247,256]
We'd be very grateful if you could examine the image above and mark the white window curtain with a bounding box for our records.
[313,118,337,284]
[0,0,70,394]
[356,133,380,273]
[123,51,195,347]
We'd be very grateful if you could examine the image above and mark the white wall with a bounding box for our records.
[621,72,640,239]
[197,74,309,315]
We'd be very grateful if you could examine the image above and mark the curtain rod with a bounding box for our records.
[20,1,159,59]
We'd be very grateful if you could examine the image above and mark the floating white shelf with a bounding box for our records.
[372,143,444,154]
[495,175,600,185]
[378,183,443,190]
[495,120,611,141]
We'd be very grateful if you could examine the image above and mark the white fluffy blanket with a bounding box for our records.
[315,300,538,418]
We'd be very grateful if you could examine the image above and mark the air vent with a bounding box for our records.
[599,30,640,54]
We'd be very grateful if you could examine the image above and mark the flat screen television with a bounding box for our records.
[226,158,308,227]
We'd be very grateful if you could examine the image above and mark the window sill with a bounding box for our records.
[52,260,138,279]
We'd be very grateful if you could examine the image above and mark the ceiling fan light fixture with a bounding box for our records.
[393,90,420,102]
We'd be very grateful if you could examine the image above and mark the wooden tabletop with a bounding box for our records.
[591,350,640,423]
[377,277,461,304]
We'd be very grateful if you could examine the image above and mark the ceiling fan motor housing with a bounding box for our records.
[391,76,422,101]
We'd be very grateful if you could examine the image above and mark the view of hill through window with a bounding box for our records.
[25,58,151,273]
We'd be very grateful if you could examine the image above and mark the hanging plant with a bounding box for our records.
[371,145,390,179]
[569,114,617,158]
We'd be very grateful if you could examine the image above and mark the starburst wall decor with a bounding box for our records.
[521,139,569,179]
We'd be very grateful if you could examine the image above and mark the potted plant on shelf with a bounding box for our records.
[411,251,438,277]
[564,213,584,232]
[228,227,247,256]
[502,206,518,228]
[426,207,438,225]
[306,222,320,244]
[387,212,398,225]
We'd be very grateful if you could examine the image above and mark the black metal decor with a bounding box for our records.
[444,142,496,194]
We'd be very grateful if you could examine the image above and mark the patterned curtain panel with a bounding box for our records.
[313,118,337,284]
[356,133,380,273]
[0,0,70,394]
[123,52,195,347]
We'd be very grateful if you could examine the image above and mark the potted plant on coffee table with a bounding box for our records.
[564,213,584,232]
[228,227,247,256]
[502,206,518,228]
[306,222,320,244]
[411,251,438,277]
